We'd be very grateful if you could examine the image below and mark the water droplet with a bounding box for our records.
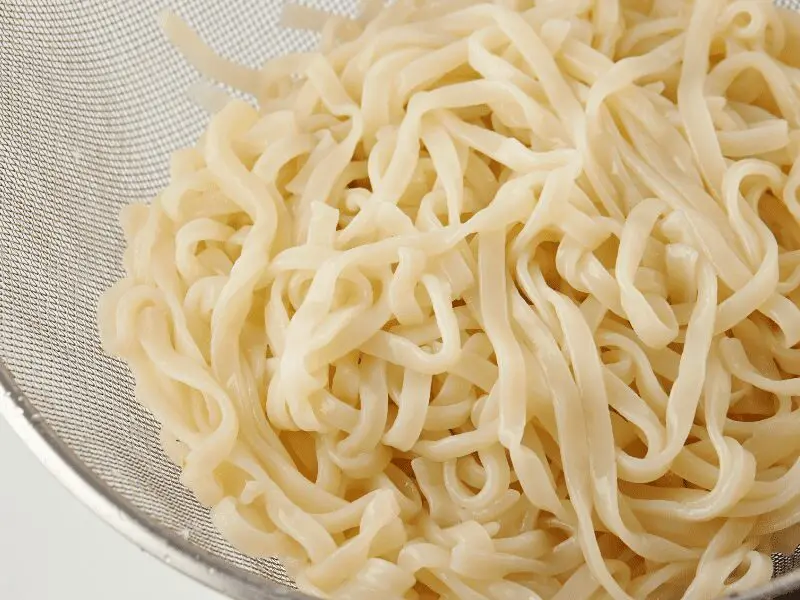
[179,528,191,541]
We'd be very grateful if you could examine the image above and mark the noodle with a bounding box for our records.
[99,0,800,598]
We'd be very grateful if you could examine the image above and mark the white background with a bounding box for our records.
[0,415,227,600]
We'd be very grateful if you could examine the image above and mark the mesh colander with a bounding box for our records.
[3,1,800,599]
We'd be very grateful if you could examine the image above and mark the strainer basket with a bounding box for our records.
[3,1,800,599]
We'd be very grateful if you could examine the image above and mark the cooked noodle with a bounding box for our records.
[99,0,800,598]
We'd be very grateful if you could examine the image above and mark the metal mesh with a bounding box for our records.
[772,548,800,579]
[2,0,800,599]
[0,0,328,591]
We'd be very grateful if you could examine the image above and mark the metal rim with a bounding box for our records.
[4,359,800,600]
[0,359,311,600]
[730,570,800,600]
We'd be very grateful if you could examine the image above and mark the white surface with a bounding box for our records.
[0,415,228,600]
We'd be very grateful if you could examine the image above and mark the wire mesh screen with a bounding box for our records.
[0,0,326,589]
[2,1,800,599]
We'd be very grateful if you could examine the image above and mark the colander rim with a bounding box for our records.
[0,359,312,600]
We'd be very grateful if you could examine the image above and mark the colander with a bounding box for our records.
[2,1,800,599]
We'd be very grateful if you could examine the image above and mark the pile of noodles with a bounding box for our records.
[99,0,800,598]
